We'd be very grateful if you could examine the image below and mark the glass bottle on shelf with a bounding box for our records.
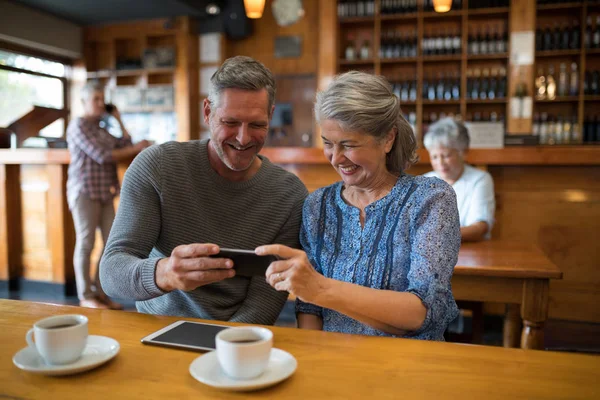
[594,16,600,49]
[560,22,569,50]
[562,116,571,145]
[469,27,478,55]
[466,69,473,99]
[436,72,445,100]
[360,40,371,60]
[471,68,481,100]
[535,67,547,100]
[558,63,568,97]
[480,26,489,55]
[547,115,556,145]
[585,16,592,49]
[543,25,553,51]
[569,63,579,97]
[345,35,356,61]
[452,72,460,100]
[498,67,507,98]
[489,68,498,100]
[552,22,561,51]
[532,113,540,136]
[409,80,417,101]
[571,115,581,144]
[480,68,490,100]
[546,65,557,100]
[539,112,549,144]
[570,20,580,50]
[453,28,461,55]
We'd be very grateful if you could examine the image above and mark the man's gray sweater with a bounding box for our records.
[100,139,308,325]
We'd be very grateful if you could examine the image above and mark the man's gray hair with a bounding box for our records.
[424,117,470,153]
[81,80,104,100]
[315,71,418,174]
[208,56,276,113]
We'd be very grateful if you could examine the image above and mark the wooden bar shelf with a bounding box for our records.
[423,100,461,105]
[380,57,418,64]
[339,59,375,66]
[466,7,510,16]
[535,50,582,57]
[467,99,507,104]
[585,48,600,55]
[536,2,584,11]
[421,55,462,62]
[422,10,464,18]
[535,96,580,103]
[380,13,418,21]
[338,16,375,24]
[467,53,509,60]
[584,95,600,101]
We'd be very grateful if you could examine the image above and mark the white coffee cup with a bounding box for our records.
[25,314,88,365]
[215,327,273,380]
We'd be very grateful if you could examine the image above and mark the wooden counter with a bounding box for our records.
[2,299,599,399]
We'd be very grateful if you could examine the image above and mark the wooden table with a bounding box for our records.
[452,241,563,350]
[0,300,600,400]
[1,300,598,399]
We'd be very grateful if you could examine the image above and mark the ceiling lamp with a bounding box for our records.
[433,0,452,13]
[243,0,266,19]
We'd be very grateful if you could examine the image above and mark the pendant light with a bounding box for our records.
[243,0,266,19]
[433,0,452,13]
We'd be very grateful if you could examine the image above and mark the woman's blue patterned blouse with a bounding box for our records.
[296,174,460,341]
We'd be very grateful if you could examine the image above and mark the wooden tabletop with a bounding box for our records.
[455,241,563,279]
[1,300,598,399]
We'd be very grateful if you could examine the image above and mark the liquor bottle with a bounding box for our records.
[489,68,498,100]
[466,69,473,99]
[561,22,569,50]
[435,30,444,55]
[543,25,553,51]
[480,68,490,100]
[593,70,600,95]
[546,65,557,100]
[428,75,436,100]
[535,67,547,100]
[444,27,453,55]
[393,31,401,58]
[569,63,579,96]
[498,67,507,98]
[453,28,461,55]
[345,36,356,60]
[409,80,417,101]
[585,16,592,49]
[558,63,568,97]
[452,72,460,100]
[469,28,478,54]
[547,115,556,145]
[555,115,564,145]
[570,20,580,50]
[496,25,505,54]
[360,40,371,60]
[480,26,489,54]
[400,81,409,101]
[571,115,581,144]
[552,22,561,50]
[562,116,571,145]
[471,68,481,100]
[436,72,445,100]
[594,16,600,49]
[532,113,541,136]
[536,28,543,52]
[539,112,549,144]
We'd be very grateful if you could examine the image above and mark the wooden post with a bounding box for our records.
[520,279,550,350]
[0,164,22,283]
[316,0,338,148]
[46,164,75,286]
[506,0,536,134]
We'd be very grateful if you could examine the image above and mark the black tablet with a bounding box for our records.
[211,248,279,277]
[141,320,229,352]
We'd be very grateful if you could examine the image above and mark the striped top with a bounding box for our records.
[296,174,460,341]
[100,139,308,325]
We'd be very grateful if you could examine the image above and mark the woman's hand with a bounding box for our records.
[256,244,328,304]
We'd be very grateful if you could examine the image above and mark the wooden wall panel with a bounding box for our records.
[225,0,319,75]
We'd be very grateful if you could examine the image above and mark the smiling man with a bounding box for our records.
[99,56,308,324]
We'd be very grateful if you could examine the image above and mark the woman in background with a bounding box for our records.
[257,71,460,341]
[424,118,495,242]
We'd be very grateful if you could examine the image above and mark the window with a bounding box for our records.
[0,49,69,138]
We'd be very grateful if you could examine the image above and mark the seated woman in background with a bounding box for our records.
[423,118,495,242]
[257,71,460,341]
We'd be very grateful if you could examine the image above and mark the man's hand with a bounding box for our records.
[155,244,235,292]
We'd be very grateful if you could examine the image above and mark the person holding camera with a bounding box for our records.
[67,81,151,309]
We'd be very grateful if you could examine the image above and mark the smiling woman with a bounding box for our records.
[257,71,461,341]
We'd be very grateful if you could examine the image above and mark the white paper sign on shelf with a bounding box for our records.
[510,31,534,65]
[199,33,221,63]
[464,122,505,149]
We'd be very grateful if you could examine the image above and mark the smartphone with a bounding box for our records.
[211,248,278,278]
[141,320,228,352]
[105,103,115,113]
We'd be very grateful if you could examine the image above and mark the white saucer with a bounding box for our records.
[13,335,120,376]
[189,348,297,391]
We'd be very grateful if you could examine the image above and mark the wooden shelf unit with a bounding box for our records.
[336,0,511,142]
[533,0,600,145]
[83,17,198,142]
